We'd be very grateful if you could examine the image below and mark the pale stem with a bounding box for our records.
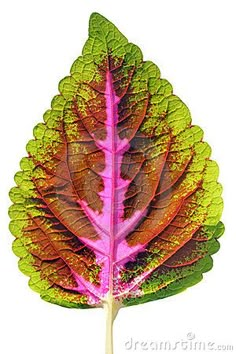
[103,293,120,354]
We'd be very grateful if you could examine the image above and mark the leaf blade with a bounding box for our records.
[9,12,224,310]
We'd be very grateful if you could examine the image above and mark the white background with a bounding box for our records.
[0,1,235,353]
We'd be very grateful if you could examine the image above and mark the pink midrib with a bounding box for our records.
[106,70,118,295]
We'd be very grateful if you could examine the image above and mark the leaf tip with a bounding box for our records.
[89,12,107,33]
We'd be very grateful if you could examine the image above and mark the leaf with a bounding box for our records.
[9,12,224,354]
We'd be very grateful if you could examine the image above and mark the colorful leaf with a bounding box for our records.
[9,12,224,354]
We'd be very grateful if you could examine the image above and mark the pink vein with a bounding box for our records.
[107,71,117,295]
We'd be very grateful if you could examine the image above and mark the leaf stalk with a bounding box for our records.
[103,293,120,354]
